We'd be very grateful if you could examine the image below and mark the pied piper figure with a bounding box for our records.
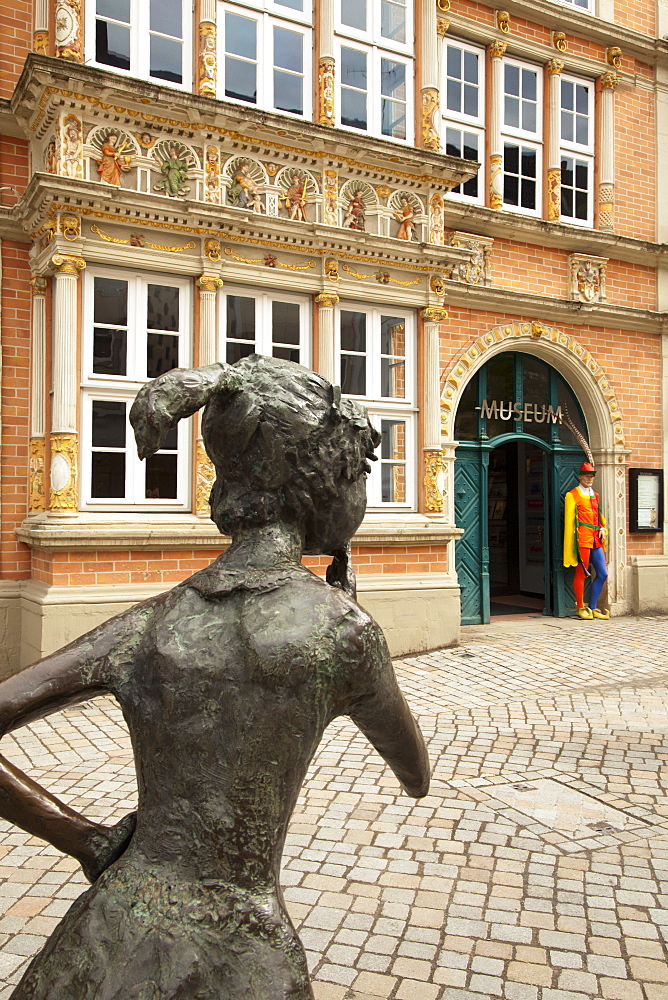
[563,461,610,620]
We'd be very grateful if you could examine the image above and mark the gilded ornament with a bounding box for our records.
[436,19,450,35]
[30,276,48,294]
[430,275,447,297]
[205,238,222,262]
[421,89,441,152]
[531,321,543,338]
[49,433,78,511]
[547,167,560,222]
[49,253,86,274]
[61,214,81,241]
[223,246,316,271]
[29,438,46,513]
[600,71,620,89]
[204,146,221,205]
[55,0,82,61]
[33,30,49,54]
[323,170,338,227]
[607,46,622,69]
[424,450,445,514]
[547,58,564,76]
[315,292,340,308]
[429,193,445,246]
[375,185,392,199]
[318,58,335,126]
[195,441,215,514]
[153,141,193,197]
[325,259,339,282]
[489,40,507,59]
[489,153,503,209]
[553,31,567,52]
[437,0,450,10]
[61,113,83,179]
[496,10,510,33]
[197,274,224,293]
[421,306,448,322]
[199,22,217,98]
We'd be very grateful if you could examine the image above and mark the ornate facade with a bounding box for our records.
[0,0,665,670]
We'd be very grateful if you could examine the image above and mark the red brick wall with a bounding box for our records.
[0,2,31,99]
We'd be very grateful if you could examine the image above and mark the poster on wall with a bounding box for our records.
[629,468,663,533]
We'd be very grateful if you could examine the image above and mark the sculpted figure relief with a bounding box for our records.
[0,355,429,999]
[95,132,132,187]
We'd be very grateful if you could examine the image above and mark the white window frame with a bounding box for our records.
[559,73,595,227]
[441,38,485,204]
[81,268,192,512]
[85,0,192,90]
[219,286,311,368]
[553,0,591,11]
[218,2,313,119]
[336,0,413,56]
[336,40,413,143]
[501,57,542,217]
[335,302,416,510]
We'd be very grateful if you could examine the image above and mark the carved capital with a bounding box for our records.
[489,40,507,59]
[421,306,448,323]
[33,30,49,54]
[437,19,450,35]
[197,274,224,292]
[547,58,565,75]
[600,71,621,90]
[316,292,340,309]
[49,253,86,275]
[50,433,78,511]
[30,276,48,295]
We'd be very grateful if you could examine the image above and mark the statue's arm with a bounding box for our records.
[348,629,430,799]
[0,609,144,880]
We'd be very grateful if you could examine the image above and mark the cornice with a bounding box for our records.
[442,0,668,66]
[442,200,667,268]
[0,207,27,242]
[444,280,668,334]
[11,55,476,187]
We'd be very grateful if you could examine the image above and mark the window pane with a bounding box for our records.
[381,420,406,503]
[341,355,366,395]
[274,26,302,72]
[146,454,178,499]
[575,114,588,146]
[575,187,588,220]
[447,46,461,78]
[150,35,183,84]
[576,84,589,114]
[342,89,367,129]
[561,185,573,217]
[380,316,405,356]
[92,400,126,448]
[454,376,478,441]
[273,301,300,345]
[558,377,587,446]
[276,0,303,8]
[521,147,536,178]
[486,354,514,439]
[561,155,573,186]
[522,355,550,442]
[382,99,406,139]
[463,50,478,84]
[381,60,406,139]
[340,310,366,352]
[275,71,303,114]
[520,177,535,209]
[445,128,462,157]
[575,161,589,188]
[381,317,406,398]
[504,142,519,174]
[94,276,128,326]
[227,296,255,343]
[446,80,461,113]
[522,99,536,133]
[463,83,477,118]
[93,328,127,376]
[226,57,257,103]
[381,1,406,44]
[226,13,257,58]
[150,0,182,38]
[562,80,574,110]
[97,0,130,20]
[341,0,366,31]
[92,452,125,498]
[521,69,536,100]
[96,21,130,70]
[561,109,573,142]
[273,346,301,363]
[341,47,366,88]
[147,285,179,332]
[504,95,519,129]
[147,333,179,378]
[504,174,518,204]
[227,341,255,364]
[505,64,520,96]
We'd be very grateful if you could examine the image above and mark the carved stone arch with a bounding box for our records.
[152,138,199,168]
[440,321,630,610]
[388,189,425,216]
[275,167,320,223]
[87,125,140,157]
[339,180,376,232]
[222,155,269,186]
[275,165,321,195]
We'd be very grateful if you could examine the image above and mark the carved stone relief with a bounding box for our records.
[569,254,608,304]
[448,232,493,286]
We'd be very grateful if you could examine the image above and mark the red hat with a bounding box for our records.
[577,462,596,476]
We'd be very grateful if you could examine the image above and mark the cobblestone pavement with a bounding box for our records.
[1,615,668,1000]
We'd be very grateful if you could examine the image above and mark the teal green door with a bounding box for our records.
[455,447,490,624]
[549,451,585,617]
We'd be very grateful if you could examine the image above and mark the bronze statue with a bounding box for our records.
[0,355,429,999]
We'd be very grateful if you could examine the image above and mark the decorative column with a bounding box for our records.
[29,277,48,513]
[598,71,620,232]
[318,0,335,125]
[195,274,224,516]
[198,0,217,98]
[55,0,83,61]
[33,0,49,53]
[315,292,339,384]
[49,253,85,515]
[546,58,564,222]
[420,0,441,151]
[488,41,507,209]
[421,306,448,516]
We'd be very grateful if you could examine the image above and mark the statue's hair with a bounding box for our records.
[130,355,379,540]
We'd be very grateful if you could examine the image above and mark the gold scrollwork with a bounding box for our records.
[318,57,335,126]
[91,223,128,244]
[424,450,445,514]
[223,247,316,271]
[49,253,86,274]
[197,274,224,292]
[421,88,441,153]
[421,306,448,322]
[375,185,392,199]
[199,22,217,98]
[342,263,373,281]
[90,223,195,252]
[342,262,422,286]
[315,292,340,308]
[29,438,46,512]
[50,433,78,511]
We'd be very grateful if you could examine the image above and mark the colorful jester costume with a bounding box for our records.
[563,462,609,620]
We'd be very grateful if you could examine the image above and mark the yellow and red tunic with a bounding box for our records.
[563,487,607,568]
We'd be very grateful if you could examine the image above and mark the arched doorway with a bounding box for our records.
[454,352,588,624]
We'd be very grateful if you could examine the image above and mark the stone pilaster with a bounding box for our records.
[29,277,48,512]
[195,272,224,515]
[598,72,620,232]
[420,0,440,151]
[48,253,85,515]
[33,0,49,53]
[198,0,217,98]
[316,292,339,385]
[547,58,564,222]
[421,306,448,517]
[318,0,335,125]
[488,41,507,209]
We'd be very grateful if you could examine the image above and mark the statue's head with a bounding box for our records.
[130,355,380,554]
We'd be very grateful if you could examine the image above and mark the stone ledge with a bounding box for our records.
[16,514,462,551]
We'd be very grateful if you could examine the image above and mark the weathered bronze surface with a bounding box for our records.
[1,356,429,999]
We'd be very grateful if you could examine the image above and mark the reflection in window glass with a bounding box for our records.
[380,419,406,502]
[147,285,179,332]
[446,128,479,198]
[96,20,131,70]
[272,301,300,362]
[150,35,183,84]
[146,453,178,499]
[225,12,258,103]
[381,0,406,44]
[92,400,126,448]
[341,47,367,129]
[380,316,405,398]
[150,0,182,37]
[486,353,514,439]
[561,156,589,221]
[147,333,179,378]
[273,26,303,115]
[454,376,478,441]
[340,310,367,395]
[503,143,537,211]
[522,355,550,442]
[341,0,366,31]
[92,452,126,498]
[226,295,256,364]
[381,59,406,139]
